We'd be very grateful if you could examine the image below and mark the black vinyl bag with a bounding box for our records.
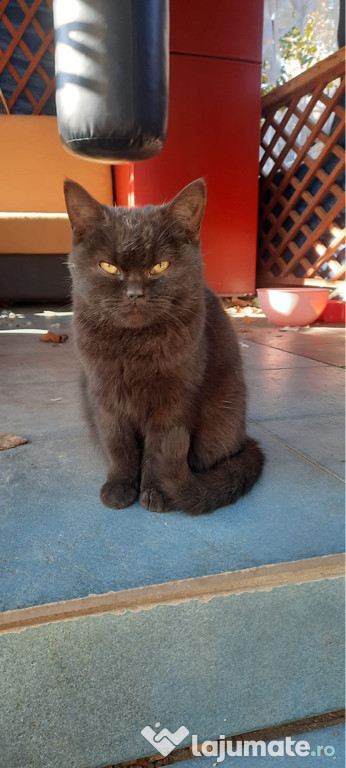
[53,0,169,162]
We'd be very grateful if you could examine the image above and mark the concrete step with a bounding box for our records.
[0,556,344,768]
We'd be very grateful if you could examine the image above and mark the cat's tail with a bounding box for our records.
[157,427,264,516]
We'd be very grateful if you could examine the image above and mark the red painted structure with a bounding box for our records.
[320,300,346,323]
[115,0,264,295]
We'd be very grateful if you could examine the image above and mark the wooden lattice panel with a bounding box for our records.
[0,0,55,114]
[257,48,346,288]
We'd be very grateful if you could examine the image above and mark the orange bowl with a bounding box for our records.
[257,287,330,327]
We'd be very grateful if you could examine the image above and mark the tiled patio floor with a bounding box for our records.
[0,307,344,611]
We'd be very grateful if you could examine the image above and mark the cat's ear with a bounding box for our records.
[167,179,206,244]
[64,179,105,243]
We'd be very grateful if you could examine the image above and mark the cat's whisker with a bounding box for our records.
[142,452,158,466]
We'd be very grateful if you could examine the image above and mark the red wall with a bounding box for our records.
[115,0,264,295]
[169,0,263,61]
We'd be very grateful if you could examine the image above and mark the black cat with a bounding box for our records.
[64,178,264,515]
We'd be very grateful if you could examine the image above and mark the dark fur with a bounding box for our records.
[64,178,264,515]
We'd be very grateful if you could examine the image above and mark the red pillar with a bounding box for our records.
[115,0,264,295]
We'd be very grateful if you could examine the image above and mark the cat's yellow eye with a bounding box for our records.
[150,261,170,275]
[99,261,119,275]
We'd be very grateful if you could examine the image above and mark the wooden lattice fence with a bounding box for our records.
[0,0,55,114]
[257,47,345,288]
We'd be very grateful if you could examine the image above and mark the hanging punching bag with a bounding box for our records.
[53,0,169,162]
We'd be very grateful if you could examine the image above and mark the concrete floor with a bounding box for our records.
[0,306,344,768]
[0,307,344,611]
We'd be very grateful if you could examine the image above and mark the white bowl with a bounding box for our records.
[257,287,330,327]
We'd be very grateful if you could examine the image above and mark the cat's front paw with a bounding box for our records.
[140,487,172,513]
[100,481,138,509]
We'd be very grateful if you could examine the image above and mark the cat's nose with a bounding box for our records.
[127,285,144,301]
